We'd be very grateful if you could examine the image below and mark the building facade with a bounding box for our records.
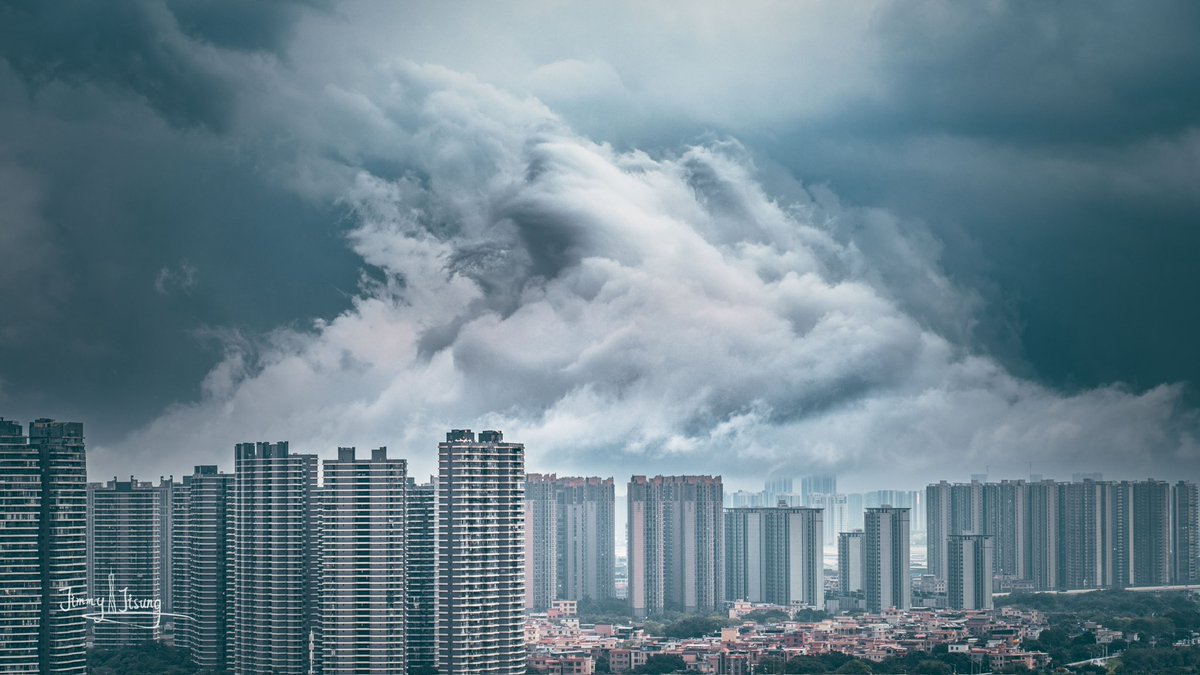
[838,530,864,597]
[725,505,823,607]
[406,479,437,673]
[0,419,89,674]
[86,477,171,648]
[172,465,235,671]
[557,476,616,603]
[437,430,526,675]
[947,534,993,610]
[1173,481,1199,584]
[320,447,408,673]
[864,506,910,613]
[628,475,723,617]
[231,441,318,675]
[525,474,559,612]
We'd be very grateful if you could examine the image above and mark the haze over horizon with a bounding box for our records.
[1,1,1198,491]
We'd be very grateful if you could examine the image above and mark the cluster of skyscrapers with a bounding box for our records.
[5,413,1200,673]
[0,420,541,675]
[622,476,915,617]
[524,474,616,612]
[926,478,1200,594]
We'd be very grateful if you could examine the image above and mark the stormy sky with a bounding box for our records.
[1,0,1197,490]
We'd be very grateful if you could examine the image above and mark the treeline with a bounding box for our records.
[1001,590,1200,672]
[87,642,223,675]
[1001,590,1200,644]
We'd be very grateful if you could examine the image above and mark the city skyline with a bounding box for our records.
[2,415,1197,672]
[2,2,1199,489]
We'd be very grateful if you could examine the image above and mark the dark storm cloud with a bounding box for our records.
[2,1,225,130]
[103,65,1198,486]
[749,1,1200,401]
[0,1,359,440]
[864,1,1200,144]
[1,0,1196,489]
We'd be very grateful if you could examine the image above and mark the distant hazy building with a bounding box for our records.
[810,493,849,547]
[947,534,993,610]
[846,493,865,531]
[0,419,88,674]
[864,507,910,613]
[628,475,723,617]
[866,490,923,532]
[557,476,616,602]
[406,479,437,672]
[800,474,836,505]
[320,447,407,673]
[438,430,526,675]
[763,477,794,507]
[727,490,764,508]
[838,530,864,596]
[231,441,318,675]
[87,477,171,648]
[725,505,823,607]
[172,465,234,671]
[525,474,558,612]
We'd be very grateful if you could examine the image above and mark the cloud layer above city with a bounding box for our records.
[1,1,1198,487]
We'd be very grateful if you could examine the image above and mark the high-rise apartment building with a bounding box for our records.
[172,465,234,671]
[838,530,864,597]
[628,475,723,617]
[947,534,993,610]
[437,430,526,675]
[863,507,910,613]
[1173,481,1199,584]
[0,419,88,674]
[1131,480,1172,586]
[557,476,615,602]
[525,474,558,612]
[406,479,437,673]
[0,419,41,673]
[725,505,823,606]
[319,447,407,673]
[986,480,1027,579]
[1026,480,1059,590]
[86,477,171,648]
[231,441,318,675]
[926,481,985,580]
[926,481,952,580]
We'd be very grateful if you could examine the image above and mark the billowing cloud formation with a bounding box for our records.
[97,64,1199,487]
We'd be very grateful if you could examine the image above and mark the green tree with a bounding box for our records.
[655,616,728,639]
[833,660,873,674]
[914,660,951,674]
[783,656,826,673]
[742,609,791,623]
[636,654,687,674]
